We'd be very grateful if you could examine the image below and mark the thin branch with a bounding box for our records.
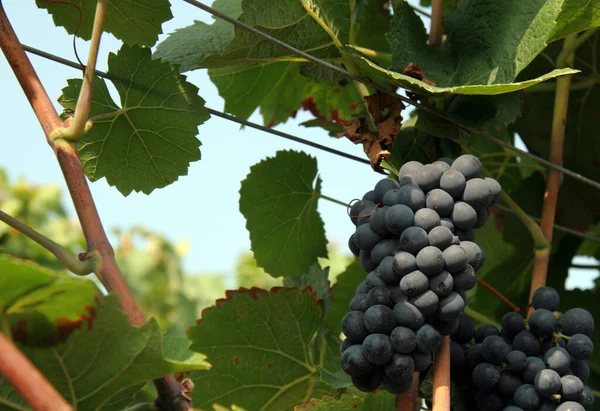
[558,28,599,67]
[62,0,107,140]
[429,0,443,46]
[0,333,72,411]
[0,209,95,275]
[181,0,600,192]
[0,5,190,410]
[501,192,549,250]
[528,33,577,316]
[432,336,450,411]
[395,372,420,411]
[319,194,349,207]
[476,278,521,312]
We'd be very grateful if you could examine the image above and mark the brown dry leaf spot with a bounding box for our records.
[403,62,436,86]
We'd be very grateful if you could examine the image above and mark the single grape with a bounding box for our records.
[481,335,510,365]
[350,294,370,312]
[366,287,393,307]
[370,238,400,265]
[428,270,454,297]
[556,402,585,411]
[485,177,502,205]
[431,318,460,335]
[579,385,595,409]
[399,161,423,179]
[393,251,417,276]
[362,190,377,203]
[416,324,441,353]
[450,314,475,344]
[356,203,377,226]
[390,287,407,304]
[437,292,465,322]
[412,351,432,372]
[505,350,528,373]
[362,333,394,365]
[351,368,382,392]
[384,204,415,235]
[450,340,465,369]
[456,228,476,241]
[502,311,526,338]
[417,164,443,192]
[390,326,417,354]
[452,154,483,180]
[570,358,590,381]
[354,224,383,251]
[369,206,391,236]
[532,286,561,311]
[416,246,445,275]
[383,188,404,206]
[356,281,370,295]
[475,323,501,343]
[350,200,375,225]
[462,178,494,209]
[472,363,500,389]
[348,233,360,256]
[452,201,477,230]
[440,217,456,232]
[393,301,425,330]
[428,226,454,250]
[534,369,562,396]
[341,338,357,353]
[399,226,430,254]
[425,188,454,217]
[360,250,377,272]
[465,343,483,367]
[442,245,468,272]
[560,375,584,401]
[341,311,369,342]
[545,347,571,375]
[365,270,386,288]
[522,356,546,384]
[400,270,429,296]
[513,384,540,411]
[399,173,418,187]
[453,264,477,291]
[397,185,426,212]
[374,178,400,204]
[497,371,522,398]
[513,330,541,357]
[529,308,558,337]
[384,353,414,381]
[341,345,373,377]
[364,304,396,334]
[473,208,489,229]
[379,256,400,285]
[382,373,413,394]
[460,241,484,271]
[440,170,467,199]
[433,159,451,172]
[414,208,441,233]
[410,289,440,315]
[561,308,594,336]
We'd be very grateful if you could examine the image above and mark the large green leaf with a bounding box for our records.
[284,263,332,316]
[551,0,600,41]
[154,0,242,72]
[187,287,336,410]
[0,254,99,347]
[324,259,364,335]
[239,150,327,278]
[58,45,209,196]
[0,294,210,411]
[35,0,172,47]
[295,392,396,410]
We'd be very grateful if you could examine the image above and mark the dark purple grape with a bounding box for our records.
[370,238,400,265]
[354,224,383,251]
[462,178,493,209]
[351,368,382,392]
[473,208,489,229]
[579,385,594,409]
[437,292,465,322]
[460,241,484,271]
[427,226,454,250]
[384,204,414,235]
[481,335,510,365]
[384,353,414,381]
[360,250,377,272]
[374,178,400,204]
[451,154,482,180]
[534,369,562,396]
[362,190,377,203]
[440,217,455,232]
[416,246,445,275]
[532,286,560,311]
[452,264,477,291]
[450,314,475,344]
[570,358,590,381]
[450,340,465,369]
[456,228,476,241]
[379,256,400,285]
[348,233,360,256]
[556,402,585,411]
[505,350,527,372]
[561,308,594,336]
[366,287,393,307]
[425,188,454,217]
[410,290,439,316]
[356,281,370,295]
[341,311,369,342]
[399,226,429,255]
[567,333,594,360]
[545,347,571,375]
[400,270,429,296]
[341,345,373,377]
[472,363,500,389]
[497,371,522,398]
[393,251,417,277]
[362,333,394,365]
[452,201,477,230]
[475,323,500,343]
[432,318,460,335]
[513,384,540,410]
[341,338,357,353]
[415,324,441,353]
[350,294,370,312]
[465,343,483,367]
[390,326,417,354]
[382,374,413,394]
[414,208,441,233]
[412,351,431,372]
[416,164,443,192]
[366,270,386,288]
[513,330,541,357]
[399,161,423,179]
[485,177,502,205]
[428,270,453,297]
[364,304,396,334]
[369,206,391,236]
[393,301,425,330]
[522,356,545,384]
[529,308,558,337]
[442,245,468,272]
[560,375,584,401]
[440,170,466,199]
[502,311,526,338]
[350,200,375,225]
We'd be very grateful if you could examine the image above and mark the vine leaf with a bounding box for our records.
[317,367,352,389]
[284,264,332,315]
[58,45,209,196]
[550,0,600,41]
[0,254,99,347]
[187,287,336,410]
[0,294,210,411]
[324,259,365,335]
[294,392,396,410]
[239,150,327,278]
[35,0,172,47]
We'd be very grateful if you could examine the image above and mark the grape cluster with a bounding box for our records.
[450,287,595,411]
[340,155,502,394]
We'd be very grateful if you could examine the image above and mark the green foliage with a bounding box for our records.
[187,287,336,410]
[294,392,396,410]
[239,150,327,278]
[59,45,210,196]
[0,294,210,411]
[324,259,364,335]
[35,0,172,47]
[551,0,600,40]
[0,254,99,347]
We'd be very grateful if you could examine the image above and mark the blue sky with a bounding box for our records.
[0,0,597,289]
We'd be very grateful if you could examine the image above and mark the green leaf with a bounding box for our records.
[187,287,336,410]
[294,392,396,410]
[317,367,352,389]
[0,294,210,411]
[344,48,579,95]
[0,254,99,347]
[324,259,365,335]
[58,45,209,196]
[35,0,172,47]
[551,0,600,41]
[300,119,345,137]
[154,0,242,72]
[239,150,327,278]
[284,264,332,315]
[352,0,392,53]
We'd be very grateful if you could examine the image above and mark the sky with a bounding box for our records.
[0,0,597,289]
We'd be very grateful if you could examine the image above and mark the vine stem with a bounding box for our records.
[528,33,578,316]
[429,0,444,46]
[0,4,190,410]
[0,333,72,411]
[432,336,451,411]
[63,0,106,140]
[395,372,420,411]
[477,278,521,312]
[0,209,95,275]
